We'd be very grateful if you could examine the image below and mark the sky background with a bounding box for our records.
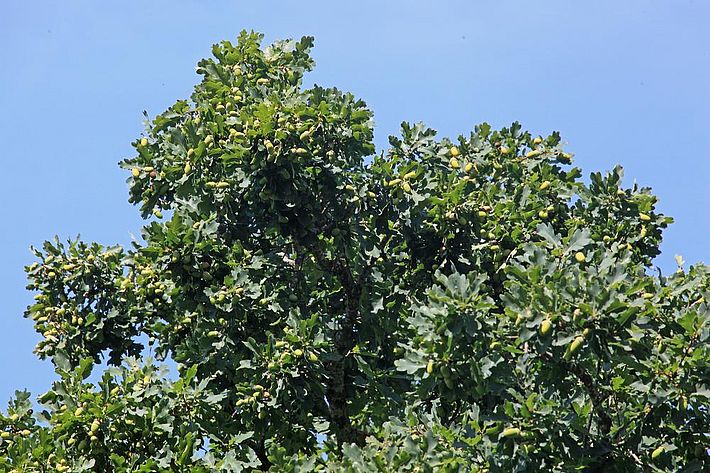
[1,0,708,406]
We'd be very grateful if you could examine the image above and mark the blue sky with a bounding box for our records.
[1,0,708,406]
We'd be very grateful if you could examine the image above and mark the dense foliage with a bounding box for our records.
[2,32,708,472]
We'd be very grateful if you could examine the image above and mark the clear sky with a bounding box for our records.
[1,0,708,406]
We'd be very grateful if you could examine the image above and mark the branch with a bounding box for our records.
[541,352,613,436]
[307,244,368,447]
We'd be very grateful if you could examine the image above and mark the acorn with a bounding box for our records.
[501,427,521,439]
[564,336,585,360]
[651,446,665,459]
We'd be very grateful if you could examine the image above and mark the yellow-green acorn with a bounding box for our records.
[639,213,651,221]
[402,182,412,193]
[565,336,585,359]
[651,446,665,459]
[387,178,401,187]
[539,319,552,336]
[293,348,304,357]
[140,138,148,147]
[308,352,318,362]
[574,252,586,263]
[533,137,543,145]
[426,359,434,374]
[538,180,550,190]
[449,146,460,157]
[501,427,521,439]
[184,162,192,174]
[131,168,140,177]
[449,157,460,169]
[207,330,220,337]
[403,171,417,180]
[464,162,474,173]
[526,149,541,158]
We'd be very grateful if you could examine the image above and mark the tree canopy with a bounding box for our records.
[2,31,708,472]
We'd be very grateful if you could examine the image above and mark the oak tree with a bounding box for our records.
[2,32,708,472]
